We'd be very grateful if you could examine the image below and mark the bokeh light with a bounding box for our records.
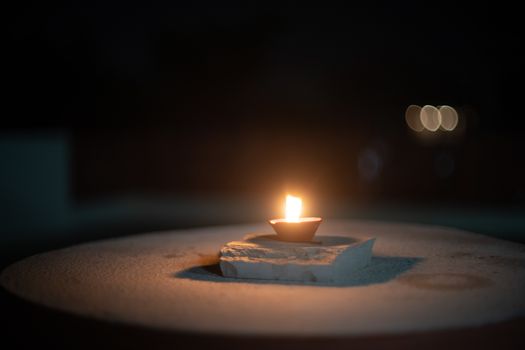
[358,148,383,182]
[439,105,459,131]
[405,105,424,132]
[420,105,441,131]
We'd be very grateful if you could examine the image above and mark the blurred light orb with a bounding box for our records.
[358,148,382,182]
[420,105,441,131]
[405,105,424,132]
[439,105,459,131]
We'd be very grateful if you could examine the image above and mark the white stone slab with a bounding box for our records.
[220,234,375,283]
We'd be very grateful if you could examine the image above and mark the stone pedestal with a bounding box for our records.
[219,233,375,283]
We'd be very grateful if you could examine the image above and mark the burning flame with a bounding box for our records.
[285,195,302,221]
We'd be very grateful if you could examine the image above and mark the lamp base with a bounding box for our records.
[268,217,322,242]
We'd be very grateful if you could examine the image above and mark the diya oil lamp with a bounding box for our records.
[220,194,375,282]
[268,195,322,242]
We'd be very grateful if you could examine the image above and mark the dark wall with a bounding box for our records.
[4,2,524,205]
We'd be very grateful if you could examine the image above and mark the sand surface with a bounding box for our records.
[2,220,525,336]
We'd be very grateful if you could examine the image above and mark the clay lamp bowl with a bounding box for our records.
[268,217,323,242]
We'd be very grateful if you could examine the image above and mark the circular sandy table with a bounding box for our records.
[2,220,525,337]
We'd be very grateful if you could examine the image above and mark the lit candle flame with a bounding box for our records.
[285,195,302,221]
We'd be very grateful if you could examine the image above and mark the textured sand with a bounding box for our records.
[2,220,525,336]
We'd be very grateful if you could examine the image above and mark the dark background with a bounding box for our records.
[1,2,524,348]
